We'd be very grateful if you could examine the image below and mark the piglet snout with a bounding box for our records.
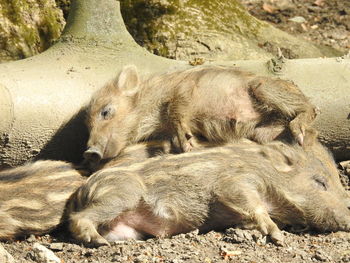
[84,147,103,163]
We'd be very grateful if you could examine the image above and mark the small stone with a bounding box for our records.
[342,254,350,263]
[0,244,15,263]
[220,246,242,260]
[340,161,350,170]
[65,243,81,252]
[256,235,267,246]
[32,243,61,263]
[330,29,348,40]
[288,16,307,23]
[49,243,64,251]
[27,234,37,242]
[224,228,259,244]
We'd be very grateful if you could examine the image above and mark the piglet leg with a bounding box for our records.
[168,82,197,152]
[217,176,284,246]
[68,172,145,247]
[175,121,196,152]
[248,77,318,146]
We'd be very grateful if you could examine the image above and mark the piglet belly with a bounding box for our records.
[104,222,143,242]
[196,88,260,122]
[105,210,188,241]
[222,89,260,122]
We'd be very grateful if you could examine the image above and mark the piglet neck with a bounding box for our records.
[129,107,161,143]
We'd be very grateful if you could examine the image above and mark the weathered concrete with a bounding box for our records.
[0,0,184,167]
[0,0,349,168]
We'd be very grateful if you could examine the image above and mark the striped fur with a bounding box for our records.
[68,140,350,246]
[84,65,318,166]
[0,160,85,240]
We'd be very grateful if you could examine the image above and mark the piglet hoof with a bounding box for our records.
[257,218,284,246]
[183,145,192,152]
[297,133,304,146]
[92,237,111,247]
[83,236,110,248]
[289,121,305,146]
[182,133,196,152]
[270,231,285,247]
[183,142,194,152]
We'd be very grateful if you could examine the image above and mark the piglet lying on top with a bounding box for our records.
[84,65,318,166]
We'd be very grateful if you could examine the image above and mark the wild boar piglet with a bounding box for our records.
[84,65,318,165]
[0,141,173,241]
[0,161,85,240]
[68,140,350,247]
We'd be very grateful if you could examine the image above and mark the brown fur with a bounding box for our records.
[84,65,318,164]
[0,142,176,241]
[0,161,85,240]
[67,140,350,247]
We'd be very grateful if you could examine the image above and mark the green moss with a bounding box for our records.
[0,0,64,60]
[39,3,65,49]
[119,0,268,58]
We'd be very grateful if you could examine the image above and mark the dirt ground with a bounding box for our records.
[2,226,350,263]
[242,0,350,53]
[1,1,350,262]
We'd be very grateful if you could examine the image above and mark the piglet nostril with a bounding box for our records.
[84,147,103,163]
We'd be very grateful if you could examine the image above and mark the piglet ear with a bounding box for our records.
[115,65,140,95]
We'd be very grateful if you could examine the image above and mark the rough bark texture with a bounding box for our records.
[0,0,65,62]
[0,0,342,63]
[120,0,341,60]
[0,0,349,168]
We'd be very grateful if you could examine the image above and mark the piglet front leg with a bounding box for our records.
[175,121,197,152]
[168,82,197,152]
[216,176,285,246]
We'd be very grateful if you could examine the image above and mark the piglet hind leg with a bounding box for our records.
[248,77,318,146]
[70,205,144,247]
[289,115,318,147]
[69,212,110,247]
[68,173,145,247]
[217,179,284,246]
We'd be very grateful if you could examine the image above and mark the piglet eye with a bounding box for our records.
[100,106,114,120]
[313,175,328,191]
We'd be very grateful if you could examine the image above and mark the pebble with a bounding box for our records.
[49,243,64,251]
[288,16,307,23]
[223,228,260,244]
[32,243,61,263]
[340,160,350,175]
[330,29,348,40]
[220,246,242,259]
[65,243,81,252]
[342,256,350,262]
[27,234,37,242]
